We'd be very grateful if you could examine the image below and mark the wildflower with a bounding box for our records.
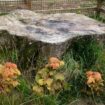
[2,68,15,78]
[48,57,64,69]
[48,57,60,69]
[0,62,21,93]
[2,62,21,79]
[86,71,93,77]
[86,71,102,82]
[4,62,17,69]
[86,70,104,94]
[87,76,95,84]
[93,72,102,81]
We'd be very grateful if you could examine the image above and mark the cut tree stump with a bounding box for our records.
[0,9,105,67]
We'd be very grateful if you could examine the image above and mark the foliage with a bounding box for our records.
[33,57,65,95]
[93,49,105,75]
[0,43,105,105]
[62,51,81,81]
[61,38,105,105]
[17,76,31,98]
[0,13,8,16]
[90,15,105,23]
[71,37,102,69]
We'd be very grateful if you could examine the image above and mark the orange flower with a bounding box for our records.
[49,57,60,64]
[86,71,104,94]
[93,72,102,81]
[4,62,17,69]
[2,68,15,78]
[48,57,60,69]
[86,71,93,77]
[86,71,102,83]
[87,77,95,84]
[0,62,21,93]
[50,63,60,69]
[2,62,20,78]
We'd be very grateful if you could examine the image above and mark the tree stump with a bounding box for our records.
[0,9,105,72]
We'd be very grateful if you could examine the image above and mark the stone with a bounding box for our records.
[0,9,105,61]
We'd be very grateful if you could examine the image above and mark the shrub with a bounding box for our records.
[33,57,65,95]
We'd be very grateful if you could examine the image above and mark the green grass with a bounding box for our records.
[0,13,7,16]
[71,37,102,69]
[90,15,105,23]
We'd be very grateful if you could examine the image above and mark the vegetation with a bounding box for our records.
[0,0,105,105]
[33,57,65,95]
[0,36,105,105]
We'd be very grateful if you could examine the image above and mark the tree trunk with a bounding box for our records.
[24,0,32,9]
[96,0,104,17]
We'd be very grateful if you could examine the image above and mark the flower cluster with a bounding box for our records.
[86,71,104,94]
[33,57,65,95]
[46,57,64,69]
[0,62,21,93]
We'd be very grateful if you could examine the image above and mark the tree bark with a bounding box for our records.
[24,0,32,9]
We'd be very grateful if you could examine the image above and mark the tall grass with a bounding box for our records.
[71,37,102,69]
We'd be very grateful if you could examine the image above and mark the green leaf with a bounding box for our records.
[54,73,65,81]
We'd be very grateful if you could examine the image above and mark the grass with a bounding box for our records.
[90,15,105,23]
[71,37,102,69]
[0,13,7,16]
